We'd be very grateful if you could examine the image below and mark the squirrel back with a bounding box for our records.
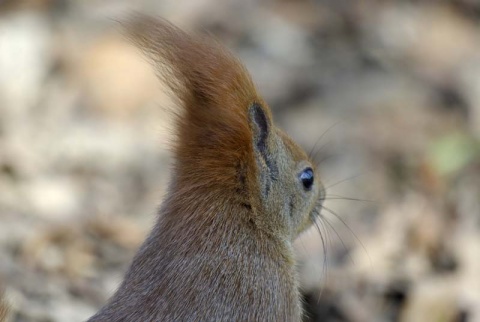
[89,15,324,322]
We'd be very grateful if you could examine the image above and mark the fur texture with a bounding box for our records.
[89,15,324,322]
[0,288,9,322]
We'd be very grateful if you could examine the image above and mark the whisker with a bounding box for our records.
[313,220,328,298]
[315,152,338,168]
[312,210,328,268]
[308,120,345,159]
[324,171,371,191]
[312,213,328,264]
[318,215,332,251]
[321,205,371,265]
[312,140,333,163]
[319,215,354,265]
[298,238,308,256]
[323,196,376,203]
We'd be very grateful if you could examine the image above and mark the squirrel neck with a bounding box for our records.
[90,187,302,321]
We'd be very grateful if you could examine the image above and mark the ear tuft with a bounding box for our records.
[124,15,266,194]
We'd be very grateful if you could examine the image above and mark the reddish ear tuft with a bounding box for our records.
[125,15,266,195]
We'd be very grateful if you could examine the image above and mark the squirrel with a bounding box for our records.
[88,15,325,322]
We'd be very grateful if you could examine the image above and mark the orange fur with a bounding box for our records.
[125,16,277,230]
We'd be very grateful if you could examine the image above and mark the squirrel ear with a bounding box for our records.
[248,103,272,158]
[248,103,276,196]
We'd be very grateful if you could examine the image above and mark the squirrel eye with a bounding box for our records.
[299,167,314,191]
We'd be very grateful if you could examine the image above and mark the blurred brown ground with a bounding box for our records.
[0,1,479,321]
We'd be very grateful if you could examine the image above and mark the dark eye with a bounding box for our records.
[299,167,314,191]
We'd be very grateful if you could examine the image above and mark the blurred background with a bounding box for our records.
[1,0,479,321]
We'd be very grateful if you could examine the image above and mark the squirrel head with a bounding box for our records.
[127,16,324,242]
[248,104,324,239]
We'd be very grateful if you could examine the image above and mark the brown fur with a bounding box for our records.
[89,15,324,322]
[0,289,9,322]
